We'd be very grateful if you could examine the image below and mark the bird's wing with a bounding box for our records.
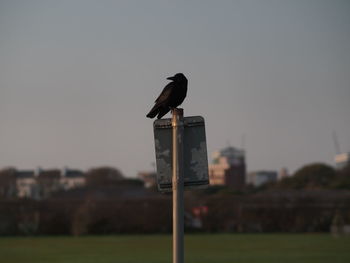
[155,82,174,103]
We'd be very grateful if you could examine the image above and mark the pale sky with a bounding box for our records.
[1,0,349,177]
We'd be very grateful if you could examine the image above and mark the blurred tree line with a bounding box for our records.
[0,163,349,235]
[270,163,350,190]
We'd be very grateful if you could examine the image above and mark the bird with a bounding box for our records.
[146,73,188,119]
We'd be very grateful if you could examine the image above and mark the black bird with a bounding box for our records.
[146,73,188,119]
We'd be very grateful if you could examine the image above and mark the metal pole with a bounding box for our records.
[172,108,184,263]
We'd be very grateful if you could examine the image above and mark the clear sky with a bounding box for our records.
[1,0,349,177]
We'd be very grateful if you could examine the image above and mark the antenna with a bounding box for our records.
[332,131,341,154]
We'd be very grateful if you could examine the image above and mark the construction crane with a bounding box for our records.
[332,130,341,155]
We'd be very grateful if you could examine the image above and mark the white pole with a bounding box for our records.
[172,108,184,263]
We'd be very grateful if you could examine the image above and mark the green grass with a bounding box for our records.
[0,234,349,263]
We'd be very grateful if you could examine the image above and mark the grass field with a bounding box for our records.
[0,234,349,263]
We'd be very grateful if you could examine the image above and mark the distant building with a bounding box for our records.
[16,170,40,199]
[14,167,85,199]
[334,153,350,170]
[37,169,61,199]
[247,171,278,187]
[209,146,246,190]
[278,167,289,180]
[60,167,86,190]
[138,171,157,188]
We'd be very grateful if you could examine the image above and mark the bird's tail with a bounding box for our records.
[146,104,160,118]
[156,107,170,119]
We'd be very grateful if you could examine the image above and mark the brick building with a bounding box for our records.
[209,147,246,190]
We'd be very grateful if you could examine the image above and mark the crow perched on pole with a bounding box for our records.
[146,73,188,119]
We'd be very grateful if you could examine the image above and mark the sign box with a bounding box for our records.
[153,116,209,192]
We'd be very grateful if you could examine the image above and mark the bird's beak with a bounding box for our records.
[167,76,175,81]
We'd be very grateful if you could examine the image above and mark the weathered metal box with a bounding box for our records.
[153,116,209,192]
